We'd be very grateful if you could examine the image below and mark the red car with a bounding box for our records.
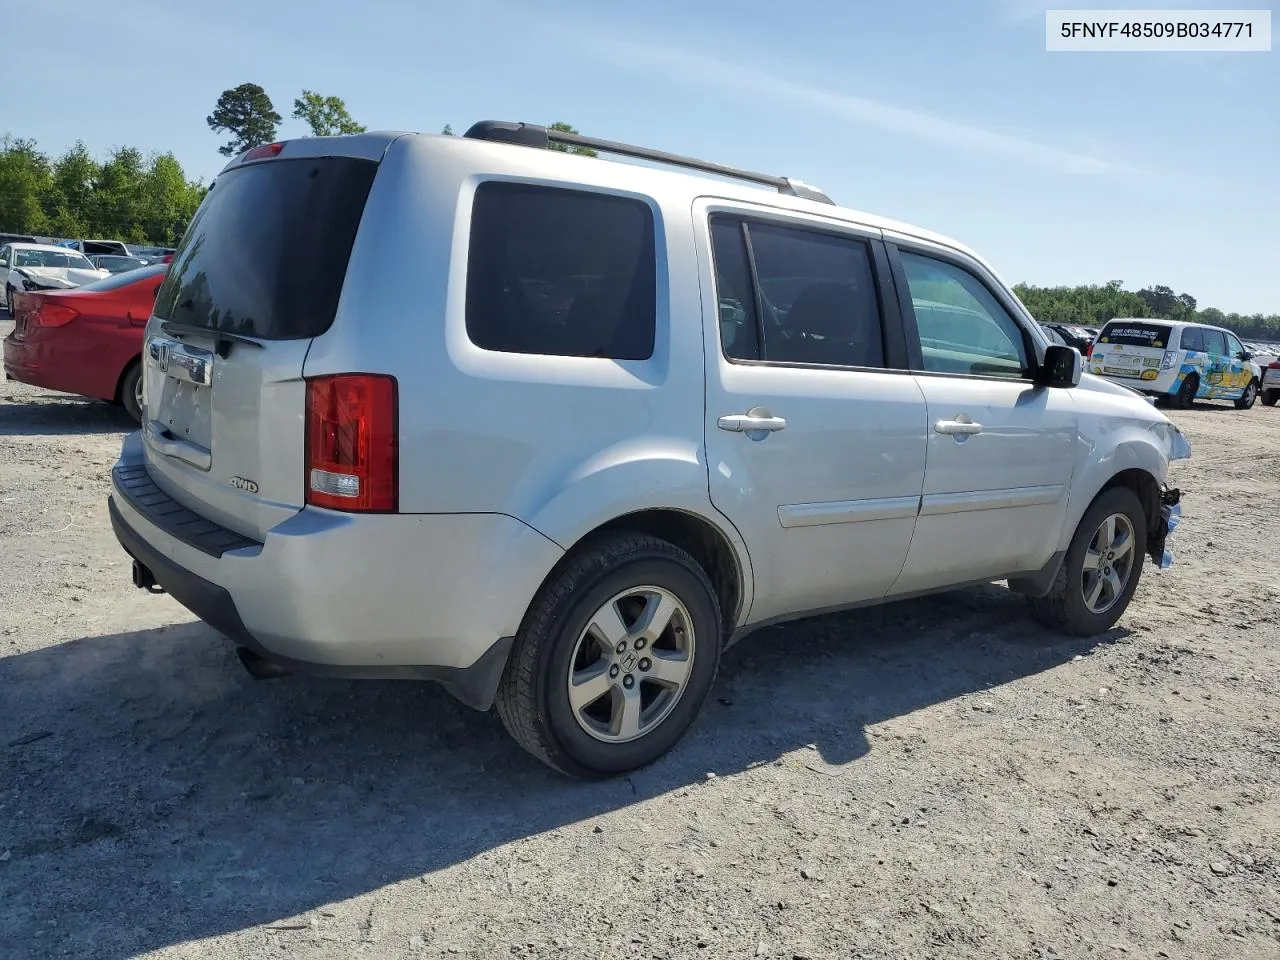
[3,263,167,423]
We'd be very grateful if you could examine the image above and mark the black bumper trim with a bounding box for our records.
[111,462,260,558]
[108,496,512,711]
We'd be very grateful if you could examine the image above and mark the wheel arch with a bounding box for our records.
[538,507,753,642]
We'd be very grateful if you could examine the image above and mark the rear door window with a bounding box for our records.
[1203,329,1228,357]
[154,156,378,340]
[465,182,656,360]
[1098,322,1172,349]
[1180,327,1205,351]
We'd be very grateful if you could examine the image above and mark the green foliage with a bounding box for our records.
[0,136,205,246]
[547,121,597,157]
[441,124,454,136]
[1014,281,1280,342]
[207,83,282,157]
[292,90,366,137]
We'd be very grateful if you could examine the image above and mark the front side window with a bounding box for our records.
[1225,333,1245,358]
[709,215,884,368]
[466,182,656,360]
[900,252,1028,378]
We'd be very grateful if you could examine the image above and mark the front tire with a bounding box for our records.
[1029,487,1147,637]
[1234,379,1258,410]
[496,532,722,778]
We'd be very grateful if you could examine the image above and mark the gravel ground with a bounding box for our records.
[2,314,1278,960]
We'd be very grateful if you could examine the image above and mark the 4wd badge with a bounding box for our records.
[229,476,259,494]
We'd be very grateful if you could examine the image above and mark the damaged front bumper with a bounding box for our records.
[1149,486,1181,570]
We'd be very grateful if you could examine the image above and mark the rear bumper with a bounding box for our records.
[1263,371,1280,391]
[108,434,564,709]
[1088,364,1180,395]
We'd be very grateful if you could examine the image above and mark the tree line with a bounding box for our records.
[1014,281,1280,342]
[0,135,205,245]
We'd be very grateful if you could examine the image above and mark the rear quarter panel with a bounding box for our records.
[301,136,725,551]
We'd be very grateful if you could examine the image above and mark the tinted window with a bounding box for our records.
[1203,329,1228,356]
[1098,321,1172,348]
[154,156,377,340]
[1180,327,1205,351]
[466,182,655,360]
[709,216,883,367]
[709,219,760,361]
[900,252,1027,378]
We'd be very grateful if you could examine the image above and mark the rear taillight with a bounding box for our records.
[242,142,285,162]
[1270,360,1280,370]
[1085,341,1094,358]
[305,374,398,513]
[36,303,79,328]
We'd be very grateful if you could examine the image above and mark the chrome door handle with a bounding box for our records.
[718,413,787,432]
[935,419,983,436]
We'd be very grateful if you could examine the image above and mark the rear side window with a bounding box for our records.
[1180,327,1205,351]
[466,182,656,360]
[709,215,884,368]
[1098,321,1172,348]
[1203,329,1228,356]
[154,156,378,340]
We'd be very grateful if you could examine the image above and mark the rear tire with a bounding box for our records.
[119,362,143,424]
[496,532,722,778]
[1030,487,1147,637]
[1234,379,1258,410]
[1172,373,1198,409]
[1263,389,1279,407]
[4,285,14,316]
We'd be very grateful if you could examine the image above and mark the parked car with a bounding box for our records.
[3,262,166,422]
[107,123,1189,777]
[1044,322,1092,353]
[89,254,152,274]
[58,238,131,257]
[1261,359,1280,406]
[1039,322,1069,347]
[1088,318,1261,409]
[1,243,109,310]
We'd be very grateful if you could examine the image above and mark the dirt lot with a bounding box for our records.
[2,315,1279,960]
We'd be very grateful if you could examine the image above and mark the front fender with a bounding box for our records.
[1059,425,1173,552]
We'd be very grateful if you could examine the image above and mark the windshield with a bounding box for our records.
[96,256,149,273]
[14,249,96,270]
[154,156,377,340]
[1097,321,1173,348]
[77,262,167,292]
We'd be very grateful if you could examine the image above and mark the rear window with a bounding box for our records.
[1097,321,1172,348]
[465,181,656,360]
[154,156,377,340]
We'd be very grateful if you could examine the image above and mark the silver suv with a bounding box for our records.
[109,122,1189,777]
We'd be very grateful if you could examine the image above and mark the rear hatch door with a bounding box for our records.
[1092,321,1173,380]
[141,145,380,542]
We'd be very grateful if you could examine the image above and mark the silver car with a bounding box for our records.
[109,123,1190,777]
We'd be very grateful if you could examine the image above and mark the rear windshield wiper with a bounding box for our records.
[160,319,264,352]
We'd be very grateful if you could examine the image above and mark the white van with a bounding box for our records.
[1088,318,1261,409]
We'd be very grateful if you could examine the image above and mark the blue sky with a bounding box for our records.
[10,0,1277,313]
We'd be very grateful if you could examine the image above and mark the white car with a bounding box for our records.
[0,243,109,311]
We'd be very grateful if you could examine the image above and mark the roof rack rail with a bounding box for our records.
[462,121,834,205]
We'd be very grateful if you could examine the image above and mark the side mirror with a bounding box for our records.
[1037,344,1082,388]
[1241,351,1253,361]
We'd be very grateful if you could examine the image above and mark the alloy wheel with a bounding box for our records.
[1081,513,1136,614]
[566,585,696,744]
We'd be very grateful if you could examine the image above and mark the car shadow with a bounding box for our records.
[0,394,135,436]
[0,585,1120,958]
